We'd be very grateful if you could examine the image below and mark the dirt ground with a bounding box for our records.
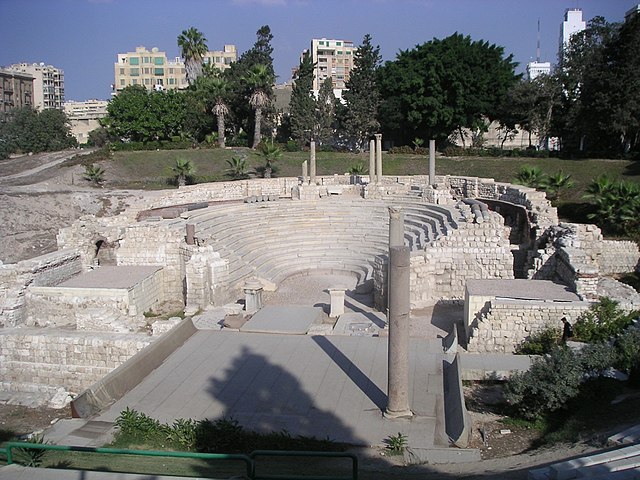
[0,151,632,478]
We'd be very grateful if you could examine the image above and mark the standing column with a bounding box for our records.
[186,224,195,245]
[375,133,382,184]
[244,279,264,314]
[369,139,376,184]
[302,160,308,184]
[385,245,412,418]
[388,206,404,248]
[310,141,317,185]
[429,139,436,186]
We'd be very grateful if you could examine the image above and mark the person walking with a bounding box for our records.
[561,316,573,343]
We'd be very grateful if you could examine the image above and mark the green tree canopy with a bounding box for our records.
[378,33,519,146]
[289,50,316,146]
[0,107,76,158]
[338,34,382,152]
[105,85,187,142]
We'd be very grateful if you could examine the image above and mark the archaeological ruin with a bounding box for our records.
[0,152,638,449]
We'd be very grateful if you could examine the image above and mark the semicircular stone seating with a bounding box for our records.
[182,197,460,289]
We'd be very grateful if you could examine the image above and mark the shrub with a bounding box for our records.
[347,161,368,175]
[84,164,105,185]
[115,407,162,438]
[615,326,640,375]
[515,327,561,355]
[15,434,48,467]
[574,297,638,342]
[504,346,583,420]
[285,139,301,152]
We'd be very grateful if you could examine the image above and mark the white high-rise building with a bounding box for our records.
[303,38,356,99]
[559,8,586,62]
[527,61,552,80]
[5,63,64,110]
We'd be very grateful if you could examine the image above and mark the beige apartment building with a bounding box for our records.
[4,63,64,110]
[307,38,356,97]
[0,68,34,118]
[63,99,108,144]
[114,45,236,93]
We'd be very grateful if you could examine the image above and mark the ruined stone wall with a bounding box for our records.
[184,246,230,313]
[374,209,514,308]
[410,213,514,307]
[0,249,83,327]
[0,328,151,395]
[466,299,590,353]
[116,221,186,308]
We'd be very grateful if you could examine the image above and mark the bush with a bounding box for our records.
[515,327,560,355]
[574,297,638,342]
[615,326,640,375]
[504,346,583,420]
[285,139,301,152]
[388,145,428,155]
[441,146,552,158]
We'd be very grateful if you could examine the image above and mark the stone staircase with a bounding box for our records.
[182,198,460,289]
[528,443,640,480]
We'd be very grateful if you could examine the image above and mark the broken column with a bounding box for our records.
[429,139,436,186]
[328,287,346,317]
[302,160,308,183]
[385,244,412,419]
[388,206,404,248]
[375,133,382,184]
[186,224,196,245]
[310,141,317,185]
[244,279,263,314]
[369,139,376,184]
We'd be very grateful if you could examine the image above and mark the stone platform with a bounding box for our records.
[240,305,323,334]
[90,331,447,450]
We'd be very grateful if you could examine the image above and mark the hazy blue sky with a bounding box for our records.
[0,0,634,101]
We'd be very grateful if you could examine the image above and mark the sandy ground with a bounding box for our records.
[0,151,630,477]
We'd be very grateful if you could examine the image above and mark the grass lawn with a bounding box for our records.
[83,147,639,232]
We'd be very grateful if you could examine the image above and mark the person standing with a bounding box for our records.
[561,317,573,343]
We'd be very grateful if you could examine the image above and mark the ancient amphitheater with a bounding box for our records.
[0,171,638,455]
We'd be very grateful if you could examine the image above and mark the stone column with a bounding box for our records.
[375,134,382,184]
[310,141,317,185]
[244,279,263,314]
[429,139,436,186]
[388,206,404,248]
[369,139,376,184]
[186,224,195,245]
[328,287,346,317]
[302,160,308,184]
[385,245,412,419]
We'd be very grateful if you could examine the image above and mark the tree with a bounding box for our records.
[314,77,336,147]
[541,171,574,202]
[226,153,249,179]
[378,33,518,146]
[224,25,275,145]
[104,85,187,142]
[0,107,76,157]
[177,27,208,86]
[193,75,230,148]
[256,140,281,178]
[289,51,316,146]
[338,34,382,151]
[585,175,640,236]
[245,64,274,149]
[172,158,195,187]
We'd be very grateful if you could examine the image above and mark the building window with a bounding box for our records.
[144,78,150,85]
[120,68,125,75]
[169,68,174,74]
[319,41,324,45]
[130,57,140,65]
[154,57,164,65]
[154,68,164,76]
[120,79,125,86]
[144,68,150,74]
[130,68,139,76]
[336,41,342,46]
[169,78,175,85]
[143,57,150,63]
[337,51,343,55]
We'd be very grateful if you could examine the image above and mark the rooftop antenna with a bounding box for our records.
[536,18,541,62]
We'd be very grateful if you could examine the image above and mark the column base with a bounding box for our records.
[383,408,413,420]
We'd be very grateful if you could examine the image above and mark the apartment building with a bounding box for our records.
[559,8,586,64]
[4,63,64,110]
[307,38,356,97]
[63,99,108,144]
[0,68,34,118]
[114,45,236,93]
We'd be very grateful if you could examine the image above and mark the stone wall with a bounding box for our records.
[0,328,151,396]
[184,246,230,313]
[528,223,640,300]
[374,209,514,308]
[466,299,590,353]
[0,249,83,327]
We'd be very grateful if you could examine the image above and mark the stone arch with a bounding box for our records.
[93,236,117,266]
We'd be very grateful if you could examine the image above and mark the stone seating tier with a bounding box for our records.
[180,198,460,289]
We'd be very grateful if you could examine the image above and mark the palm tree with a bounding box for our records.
[172,158,196,187]
[514,165,545,189]
[245,64,273,149]
[177,27,208,85]
[84,164,105,186]
[256,141,282,178]
[542,171,574,202]
[209,77,230,148]
[226,154,249,179]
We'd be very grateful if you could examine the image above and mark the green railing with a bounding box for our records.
[0,442,358,480]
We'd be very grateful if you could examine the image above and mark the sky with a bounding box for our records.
[0,0,635,101]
